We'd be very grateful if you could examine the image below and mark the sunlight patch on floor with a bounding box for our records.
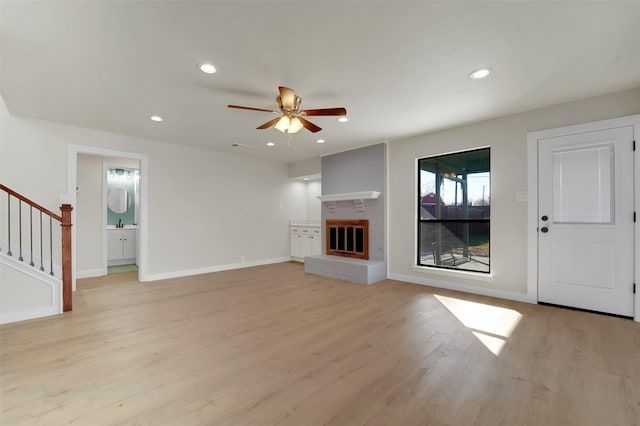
[434,294,523,356]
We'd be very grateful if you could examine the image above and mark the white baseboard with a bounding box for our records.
[0,306,62,325]
[388,272,537,304]
[141,257,292,282]
[76,268,107,279]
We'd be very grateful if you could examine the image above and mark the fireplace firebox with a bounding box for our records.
[326,219,369,260]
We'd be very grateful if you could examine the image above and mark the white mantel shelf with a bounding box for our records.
[317,191,381,202]
[317,191,381,212]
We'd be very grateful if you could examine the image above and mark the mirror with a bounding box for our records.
[108,187,131,214]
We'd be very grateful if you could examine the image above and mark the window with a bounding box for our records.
[418,148,490,273]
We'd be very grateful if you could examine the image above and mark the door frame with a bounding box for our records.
[526,114,640,323]
[67,144,149,291]
[103,161,140,273]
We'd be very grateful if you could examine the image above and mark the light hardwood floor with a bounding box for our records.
[1,262,639,425]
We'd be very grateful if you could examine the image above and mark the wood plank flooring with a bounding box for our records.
[1,262,639,425]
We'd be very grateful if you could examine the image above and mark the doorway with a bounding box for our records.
[527,115,639,320]
[67,145,148,291]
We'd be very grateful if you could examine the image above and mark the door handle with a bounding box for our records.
[540,226,549,233]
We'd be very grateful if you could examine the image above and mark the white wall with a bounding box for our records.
[289,157,321,178]
[0,259,61,324]
[305,180,321,220]
[0,95,301,281]
[76,154,104,275]
[388,87,640,297]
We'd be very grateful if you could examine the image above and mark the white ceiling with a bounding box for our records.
[2,1,639,164]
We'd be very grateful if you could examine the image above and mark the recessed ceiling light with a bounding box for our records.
[470,68,492,80]
[337,117,349,123]
[316,139,325,144]
[266,142,275,147]
[198,62,217,74]
[149,115,163,122]
[303,178,309,181]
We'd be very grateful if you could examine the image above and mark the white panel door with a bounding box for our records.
[538,125,634,316]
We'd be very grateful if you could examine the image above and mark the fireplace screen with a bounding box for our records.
[326,220,369,260]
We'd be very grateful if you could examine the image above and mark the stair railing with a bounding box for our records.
[0,184,73,312]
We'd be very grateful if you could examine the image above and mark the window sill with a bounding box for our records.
[410,265,494,282]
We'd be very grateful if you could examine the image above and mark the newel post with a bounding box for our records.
[60,204,73,312]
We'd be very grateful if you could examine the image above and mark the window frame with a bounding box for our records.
[417,147,491,274]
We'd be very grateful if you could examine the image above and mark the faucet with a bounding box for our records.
[118,219,122,228]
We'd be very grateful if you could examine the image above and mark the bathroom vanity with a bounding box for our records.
[107,227,137,266]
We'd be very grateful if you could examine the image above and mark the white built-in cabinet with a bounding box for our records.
[108,228,137,266]
[290,226,321,261]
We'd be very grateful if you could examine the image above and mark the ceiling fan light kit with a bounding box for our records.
[228,86,347,134]
[275,116,304,134]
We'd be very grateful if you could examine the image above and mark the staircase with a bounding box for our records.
[0,184,72,324]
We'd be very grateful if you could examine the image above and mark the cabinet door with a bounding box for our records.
[301,235,313,257]
[290,232,303,258]
[311,235,322,255]
[122,233,136,260]
[107,233,123,260]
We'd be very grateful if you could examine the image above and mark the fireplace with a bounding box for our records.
[326,219,369,260]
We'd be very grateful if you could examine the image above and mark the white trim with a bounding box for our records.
[103,162,139,275]
[67,144,150,289]
[0,251,61,288]
[102,162,108,276]
[410,265,494,282]
[526,114,640,322]
[76,268,106,279]
[385,141,390,280]
[0,307,62,325]
[389,272,536,304]
[0,239,62,277]
[143,257,291,282]
[0,253,62,324]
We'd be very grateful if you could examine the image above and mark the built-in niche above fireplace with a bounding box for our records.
[326,219,368,260]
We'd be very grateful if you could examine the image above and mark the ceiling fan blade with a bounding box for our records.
[298,117,322,133]
[256,116,282,130]
[300,107,347,116]
[278,86,297,110]
[228,104,279,114]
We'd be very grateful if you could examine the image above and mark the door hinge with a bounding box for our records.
[634,212,637,223]
[634,140,636,151]
[634,283,636,294]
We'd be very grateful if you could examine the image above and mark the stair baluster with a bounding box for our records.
[7,192,12,256]
[39,211,44,272]
[18,201,23,261]
[29,206,34,266]
[49,216,53,276]
[0,184,73,311]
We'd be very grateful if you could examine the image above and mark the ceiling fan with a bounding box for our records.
[228,86,347,134]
